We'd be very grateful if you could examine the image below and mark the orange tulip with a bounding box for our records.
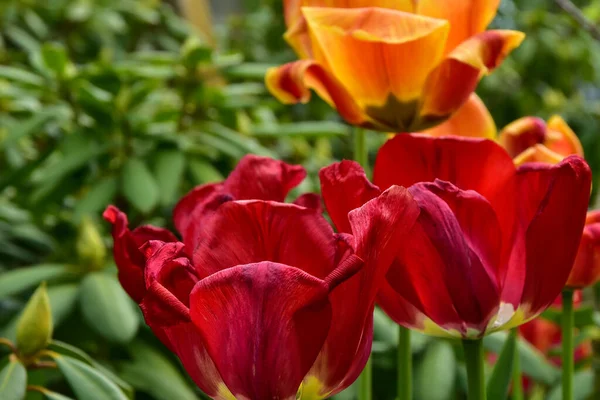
[565,211,600,288]
[423,96,584,165]
[267,2,524,132]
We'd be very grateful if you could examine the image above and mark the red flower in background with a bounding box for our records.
[104,155,419,399]
[320,134,591,338]
[566,211,600,288]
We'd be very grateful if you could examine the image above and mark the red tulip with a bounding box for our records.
[566,211,600,288]
[104,155,418,399]
[320,135,591,338]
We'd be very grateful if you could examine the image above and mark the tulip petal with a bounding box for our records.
[422,94,496,139]
[374,134,515,202]
[567,211,600,287]
[416,0,501,52]
[305,185,419,396]
[418,30,524,125]
[498,116,547,158]
[266,60,368,126]
[304,7,449,121]
[510,156,591,316]
[103,206,178,303]
[387,182,501,335]
[319,160,381,233]
[192,201,337,279]
[545,115,584,157]
[189,261,333,400]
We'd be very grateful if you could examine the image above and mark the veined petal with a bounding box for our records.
[319,160,381,233]
[192,201,337,280]
[304,7,449,107]
[422,94,496,139]
[189,262,334,400]
[545,115,584,157]
[266,60,368,126]
[416,0,502,53]
[418,30,524,125]
[511,156,591,316]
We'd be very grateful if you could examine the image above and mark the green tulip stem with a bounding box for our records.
[511,329,524,400]
[354,126,371,400]
[397,326,412,400]
[463,338,486,400]
[562,289,575,400]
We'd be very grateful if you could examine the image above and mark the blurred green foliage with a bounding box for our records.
[0,0,599,399]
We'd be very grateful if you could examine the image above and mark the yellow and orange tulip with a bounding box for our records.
[267,1,524,132]
[423,94,584,165]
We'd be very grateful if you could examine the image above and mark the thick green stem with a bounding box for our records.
[397,326,411,400]
[511,329,524,400]
[562,289,574,400]
[357,357,372,400]
[353,128,368,169]
[463,339,486,400]
[354,126,371,400]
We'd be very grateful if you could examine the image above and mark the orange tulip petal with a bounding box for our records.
[303,7,449,106]
[545,115,584,157]
[498,116,547,158]
[416,0,502,53]
[422,94,496,139]
[418,29,525,124]
[265,60,368,126]
[512,144,564,166]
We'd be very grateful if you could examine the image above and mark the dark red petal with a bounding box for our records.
[388,183,501,334]
[293,192,323,213]
[192,201,337,279]
[172,183,223,238]
[103,206,177,303]
[373,135,515,203]
[512,156,592,314]
[567,212,600,288]
[189,261,332,400]
[307,186,419,394]
[319,160,381,233]
[224,154,306,201]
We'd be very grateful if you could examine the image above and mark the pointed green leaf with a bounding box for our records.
[121,158,159,213]
[486,329,517,400]
[40,389,74,400]
[0,264,72,299]
[250,121,350,138]
[153,150,186,206]
[79,273,139,343]
[54,355,128,400]
[415,341,456,400]
[547,370,593,400]
[73,176,118,223]
[16,282,53,356]
[0,358,27,400]
[188,159,224,185]
[120,341,197,400]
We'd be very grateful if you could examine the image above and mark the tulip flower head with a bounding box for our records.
[565,211,600,288]
[267,1,524,132]
[320,135,591,338]
[104,155,419,399]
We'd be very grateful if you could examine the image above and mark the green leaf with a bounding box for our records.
[250,121,350,138]
[120,341,197,400]
[486,330,517,400]
[121,158,159,213]
[79,273,139,343]
[48,341,133,398]
[73,177,118,223]
[0,109,57,151]
[224,63,275,80]
[541,306,595,328]
[484,331,560,385]
[203,122,276,157]
[40,389,74,400]
[40,43,69,77]
[0,66,44,87]
[415,341,456,400]
[0,264,73,299]
[188,159,224,185]
[0,358,27,400]
[54,355,129,400]
[16,282,53,356]
[546,370,593,400]
[5,26,39,52]
[153,150,186,206]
